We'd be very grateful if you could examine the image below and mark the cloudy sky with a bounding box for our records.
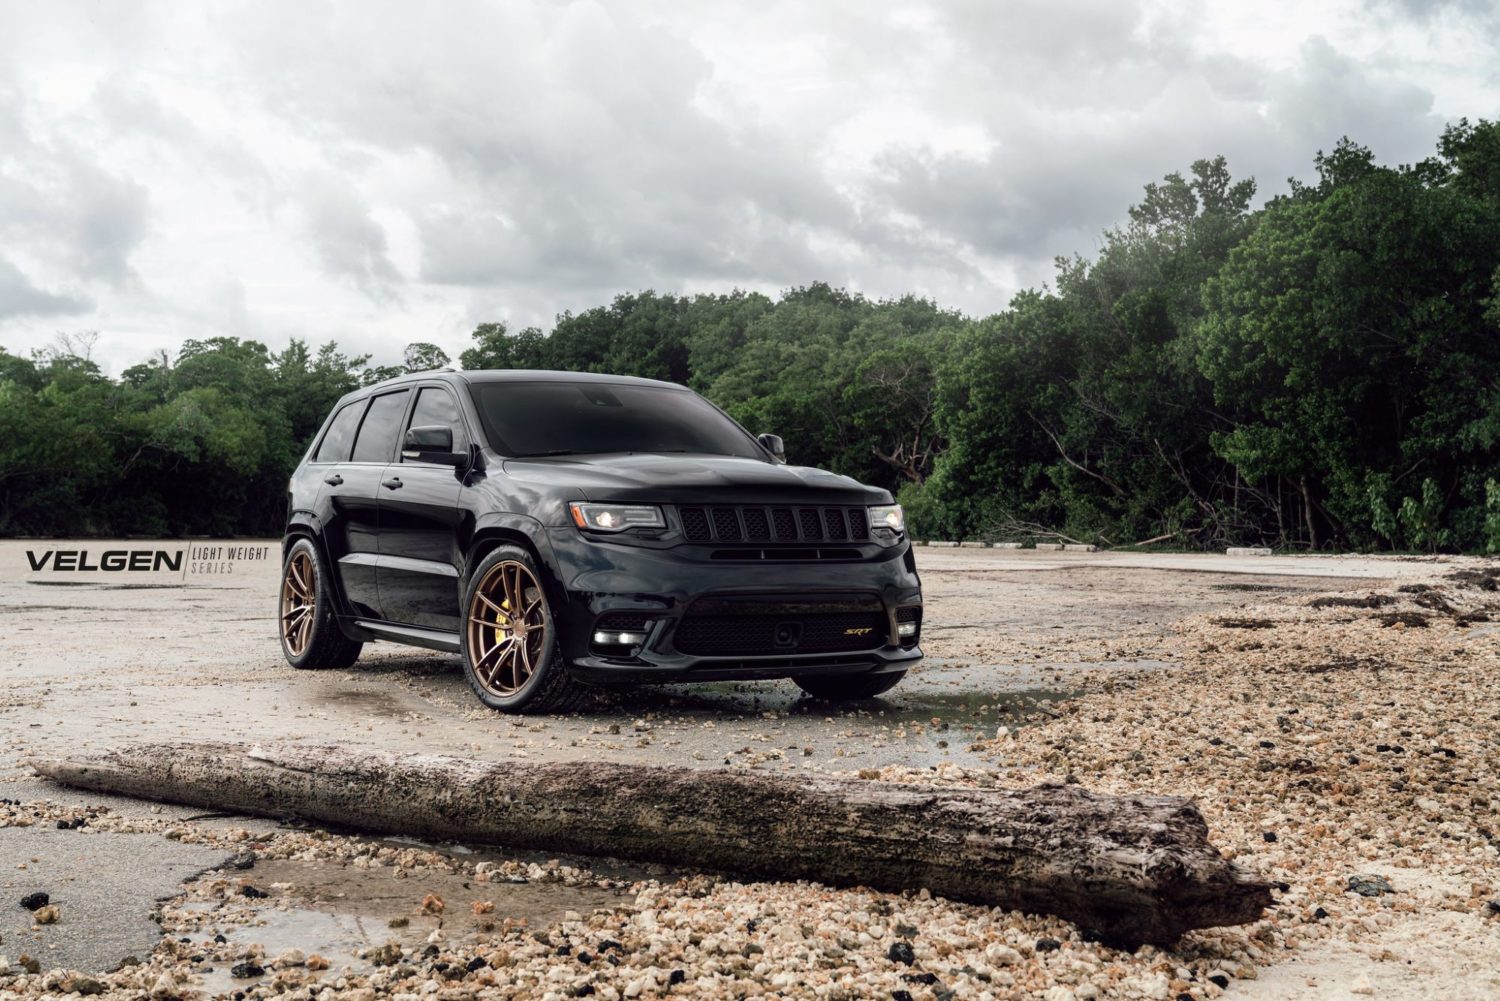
[0,0,1496,375]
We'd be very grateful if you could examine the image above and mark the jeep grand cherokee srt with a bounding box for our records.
[279,369,923,712]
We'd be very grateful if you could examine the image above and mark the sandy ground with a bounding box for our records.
[0,541,1496,999]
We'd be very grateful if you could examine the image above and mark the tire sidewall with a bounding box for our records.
[461,546,562,711]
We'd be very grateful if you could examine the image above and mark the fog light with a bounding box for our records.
[593,630,648,646]
[897,621,917,638]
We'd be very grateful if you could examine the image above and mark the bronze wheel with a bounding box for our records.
[280,549,316,657]
[466,559,549,697]
[277,537,363,670]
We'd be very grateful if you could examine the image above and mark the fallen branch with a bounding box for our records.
[1120,533,1175,548]
[30,742,1272,946]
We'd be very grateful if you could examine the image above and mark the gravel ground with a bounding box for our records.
[0,546,1496,998]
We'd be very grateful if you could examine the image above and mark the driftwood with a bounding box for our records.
[30,742,1272,945]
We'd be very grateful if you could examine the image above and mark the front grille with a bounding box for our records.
[678,505,872,544]
[680,508,710,540]
[712,507,741,541]
[673,595,887,656]
[744,508,771,540]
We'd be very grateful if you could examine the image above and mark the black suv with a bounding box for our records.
[279,369,923,712]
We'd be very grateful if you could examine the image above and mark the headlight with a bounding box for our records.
[870,504,905,533]
[569,502,666,532]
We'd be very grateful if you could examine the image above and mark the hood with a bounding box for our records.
[499,452,889,505]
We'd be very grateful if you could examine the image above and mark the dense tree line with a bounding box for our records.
[3,122,1498,549]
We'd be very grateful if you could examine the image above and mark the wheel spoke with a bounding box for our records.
[500,566,517,615]
[290,558,309,596]
[476,590,506,617]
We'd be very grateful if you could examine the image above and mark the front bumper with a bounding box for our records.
[544,528,923,684]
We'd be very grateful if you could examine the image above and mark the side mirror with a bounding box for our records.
[402,425,465,467]
[757,433,786,464]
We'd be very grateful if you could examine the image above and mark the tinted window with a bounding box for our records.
[314,401,365,463]
[470,382,760,458]
[351,390,410,463]
[404,387,468,459]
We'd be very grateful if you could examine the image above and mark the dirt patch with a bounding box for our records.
[1210,616,1276,629]
[1448,565,1500,591]
[1307,594,1396,609]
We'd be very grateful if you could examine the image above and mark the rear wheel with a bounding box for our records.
[279,538,363,669]
[461,546,592,713]
[794,671,906,701]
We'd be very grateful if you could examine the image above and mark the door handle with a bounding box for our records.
[382,477,403,490]
[323,474,343,486]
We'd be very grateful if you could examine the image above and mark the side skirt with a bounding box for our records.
[345,618,461,653]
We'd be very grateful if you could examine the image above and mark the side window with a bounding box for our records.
[350,390,411,463]
[313,401,365,463]
[404,387,468,460]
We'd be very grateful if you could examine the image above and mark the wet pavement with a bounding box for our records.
[0,824,231,975]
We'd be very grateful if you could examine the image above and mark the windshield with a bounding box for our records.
[469,382,764,459]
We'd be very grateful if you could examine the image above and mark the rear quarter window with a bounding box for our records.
[313,401,365,463]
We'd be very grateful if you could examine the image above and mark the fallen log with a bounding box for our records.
[30,741,1272,945]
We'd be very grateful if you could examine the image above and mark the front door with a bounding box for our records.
[376,384,469,630]
[329,388,410,617]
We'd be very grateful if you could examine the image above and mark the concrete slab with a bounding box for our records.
[1032,543,1064,551]
[1063,544,1097,552]
[1227,547,1273,556]
[0,825,230,974]
[991,542,1023,549]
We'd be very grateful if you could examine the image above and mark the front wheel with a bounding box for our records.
[794,671,906,701]
[461,546,592,713]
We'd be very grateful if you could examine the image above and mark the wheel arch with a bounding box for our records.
[280,520,358,623]
[465,516,568,619]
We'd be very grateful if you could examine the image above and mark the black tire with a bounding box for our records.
[794,671,906,701]
[279,537,363,670]
[460,545,593,714]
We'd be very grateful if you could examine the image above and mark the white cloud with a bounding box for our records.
[0,0,1495,374]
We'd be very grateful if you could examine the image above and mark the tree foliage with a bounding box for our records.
[3,122,1497,548]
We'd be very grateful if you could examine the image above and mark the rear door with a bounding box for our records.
[328,388,410,617]
[376,384,470,630]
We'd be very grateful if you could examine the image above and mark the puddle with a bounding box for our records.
[178,855,632,995]
[196,906,373,996]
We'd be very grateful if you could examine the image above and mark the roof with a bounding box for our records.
[457,369,686,390]
[351,368,688,397]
